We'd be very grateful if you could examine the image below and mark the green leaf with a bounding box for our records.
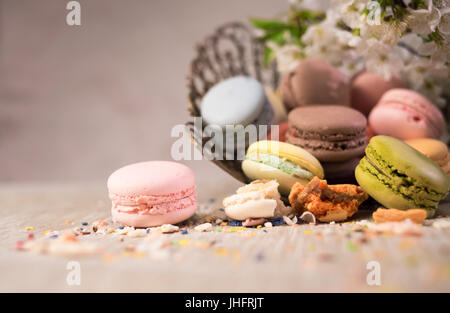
[262,30,287,45]
[249,18,288,31]
[263,46,273,68]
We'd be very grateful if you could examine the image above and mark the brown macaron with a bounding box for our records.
[280,59,350,112]
[286,105,368,162]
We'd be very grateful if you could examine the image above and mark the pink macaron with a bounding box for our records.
[107,161,197,227]
[351,71,406,116]
[369,89,445,140]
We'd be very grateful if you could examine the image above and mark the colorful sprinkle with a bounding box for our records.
[346,242,357,252]
[15,241,25,251]
[178,238,189,246]
[272,218,284,226]
[215,248,229,256]
[61,234,78,242]
[24,226,34,231]
[228,227,247,232]
[181,229,188,235]
[255,252,265,261]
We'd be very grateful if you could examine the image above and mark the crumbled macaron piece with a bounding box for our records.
[159,224,179,233]
[372,208,427,224]
[289,177,368,222]
[127,229,148,237]
[194,223,212,232]
[299,211,316,224]
[223,180,292,221]
[432,220,450,229]
[283,216,298,226]
[115,226,135,235]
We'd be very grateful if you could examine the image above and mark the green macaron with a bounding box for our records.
[355,135,450,217]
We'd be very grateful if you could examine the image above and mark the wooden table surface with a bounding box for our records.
[1,180,450,293]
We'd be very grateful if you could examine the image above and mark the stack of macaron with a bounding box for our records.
[265,60,368,182]
[107,59,448,228]
[237,59,449,220]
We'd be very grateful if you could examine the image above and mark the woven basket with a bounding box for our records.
[186,22,280,183]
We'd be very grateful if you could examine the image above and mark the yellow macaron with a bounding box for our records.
[242,140,324,195]
[405,138,450,175]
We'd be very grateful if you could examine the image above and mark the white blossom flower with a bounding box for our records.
[358,39,404,79]
[431,45,450,63]
[399,33,424,51]
[417,41,438,56]
[267,0,449,109]
[335,0,368,29]
[360,20,407,45]
[268,43,302,73]
[403,56,448,107]
[297,0,331,11]
[407,7,442,36]
[439,12,450,34]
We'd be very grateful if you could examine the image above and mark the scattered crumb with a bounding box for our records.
[159,224,179,233]
[299,211,316,224]
[432,220,450,229]
[367,219,423,236]
[194,223,212,232]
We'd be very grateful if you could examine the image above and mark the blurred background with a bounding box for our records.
[0,0,282,183]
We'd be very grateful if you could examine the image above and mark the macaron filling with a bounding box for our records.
[245,153,314,180]
[111,187,197,215]
[360,146,445,209]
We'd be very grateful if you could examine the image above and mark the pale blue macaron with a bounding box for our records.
[201,76,273,128]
